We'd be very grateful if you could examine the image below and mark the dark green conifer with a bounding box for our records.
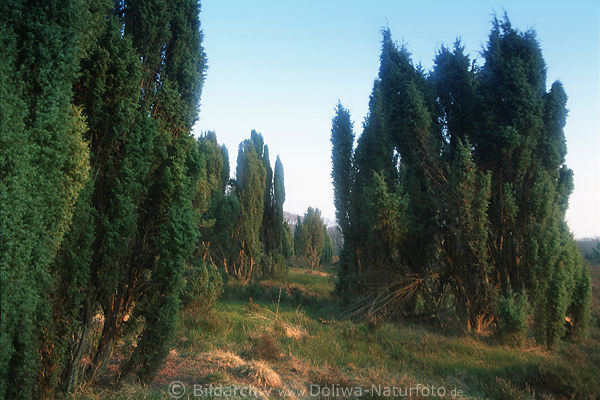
[0,2,91,397]
[233,137,266,281]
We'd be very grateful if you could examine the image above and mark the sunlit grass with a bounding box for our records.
[77,264,600,399]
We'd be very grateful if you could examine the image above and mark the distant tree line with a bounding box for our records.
[201,129,290,282]
[577,238,600,264]
[331,17,591,347]
[0,1,289,398]
[293,207,333,269]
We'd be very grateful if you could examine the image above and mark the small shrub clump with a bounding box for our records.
[496,289,530,345]
[180,259,224,312]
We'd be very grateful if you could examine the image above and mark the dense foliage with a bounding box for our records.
[0,1,286,397]
[1,2,91,397]
[331,17,591,347]
[1,1,291,396]
[294,207,332,269]
[216,130,290,282]
[1,5,592,398]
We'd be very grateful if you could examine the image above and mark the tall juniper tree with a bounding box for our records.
[233,137,266,281]
[43,0,208,385]
[378,32,441,280]
[273,156,286,260]
[474,17,590,346]
[441,139,494,332]
[349,80,400,284]
[0,1,91,397]
[330,103,355,294]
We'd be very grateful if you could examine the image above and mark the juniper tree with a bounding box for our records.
[124,0,207,376]
[255,154,288,276]
[259,145,277,276]
[195,133,236,265]
[331,19,589,344]
[260,145,275,249]
[327,226,344,259]
[296,208,326,269]
[330,103,355,240]
[54,0,208,382]
[233,137,266,281]
[274,156,286,253]
[245,130,285,277]
[199,132,228,195]
[0,2,91,397]
[176,132,231,314]
[334,31,443,307]
[330,102,356,294]
[441,139,493,332]
[475,17,590,346]
[349,81,398,280]
[430,40,477,156]
[378,33,441,279]
[281,221,295,259]
[430,42,495,331]
[294,215,306,262]
[321,225,334,266]
[198,142,242,270]
[368,171,407,274]
[44,180,97,394]
[68,8,153,382]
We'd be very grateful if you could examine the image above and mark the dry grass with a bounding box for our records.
[303,269,332,278]
[284,356,311,378]
[203,349,245,369]
[248,309,309,344]
[310,363,354,389]
[74,264,600,399]
[252,333,280,361]
[274,319,308,340]
[234,360,282,388]
[252,307,309,336]
[72,380,161,400]
[281,322,308,340]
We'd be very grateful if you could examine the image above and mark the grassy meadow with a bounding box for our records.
[74,265,600,400]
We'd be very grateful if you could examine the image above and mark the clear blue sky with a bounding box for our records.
[193,0,600,238]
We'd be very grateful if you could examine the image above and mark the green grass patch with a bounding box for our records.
[78,264,600,399]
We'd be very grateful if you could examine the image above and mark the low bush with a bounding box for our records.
[496,289,530,345]
[180,259,224,312]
